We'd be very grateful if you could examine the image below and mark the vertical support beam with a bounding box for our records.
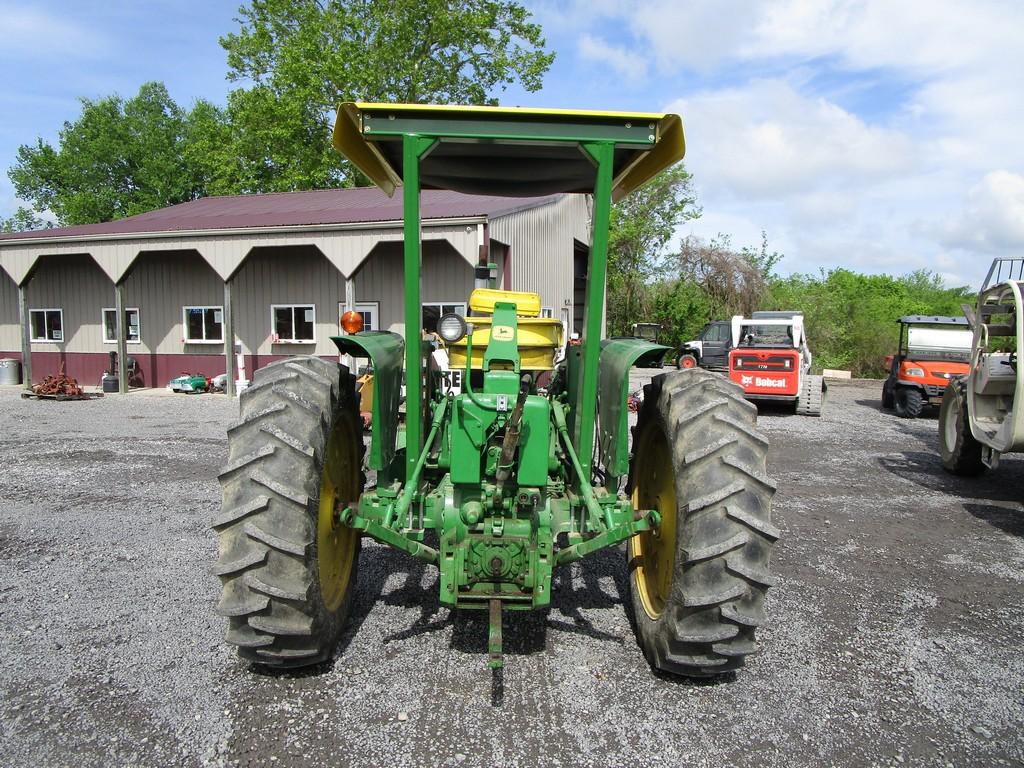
[224,279,236,397]
[573,142,615,483]
[401,134,436,484]
[17,282,32,388]
[115,280,128,394]
[344,276,355,314]
[341,276,355,372]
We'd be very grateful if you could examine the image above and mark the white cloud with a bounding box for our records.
[941,171,1024,254]
[0,5,106,60]
[668,79,917,199]
[577,34,647,81]
[626,0,751,72]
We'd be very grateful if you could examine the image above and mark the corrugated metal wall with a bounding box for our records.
[2,197,584,363]
[0,269,19,351]
[0,222,481,285]
[124,250,224,355]
[353,240,475,333]
[489,195,591,316]
[26,254,113,353]
[232,245,347,356]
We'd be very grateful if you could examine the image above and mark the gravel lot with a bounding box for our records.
[1,375,1022,767]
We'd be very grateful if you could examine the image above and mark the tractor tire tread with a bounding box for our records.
[213,355,363,668]
[627,367,776,678]
[683,531,749,563]
[211,495,270,529]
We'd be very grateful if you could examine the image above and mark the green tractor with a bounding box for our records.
[213,103,777,677]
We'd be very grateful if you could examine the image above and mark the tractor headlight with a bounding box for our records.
[905,367,925,377]
[438,312,468,344]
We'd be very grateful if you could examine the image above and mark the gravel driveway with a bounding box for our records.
[0,376,1021,767]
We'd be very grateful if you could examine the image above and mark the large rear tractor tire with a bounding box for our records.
[627,368,778,677]
[939,378,986,476]
[894,386,924,418]
[213,356,364,668]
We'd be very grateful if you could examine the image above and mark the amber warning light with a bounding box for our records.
[341,310,364,334]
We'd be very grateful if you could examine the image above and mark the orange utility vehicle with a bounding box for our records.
[728,311,824,416]
[882,315,971,418]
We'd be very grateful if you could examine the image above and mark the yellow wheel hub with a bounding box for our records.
[629,421,677,620]
[317,414,360,612]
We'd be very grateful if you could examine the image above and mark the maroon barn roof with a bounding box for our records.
[0,188,561,242]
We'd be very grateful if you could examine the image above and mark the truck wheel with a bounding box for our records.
[894,387,924,418]
[881,378,895,409]
[627,368,777,677]
[213,356,363,668]
[939,378,985,476]
[677,353,698,370]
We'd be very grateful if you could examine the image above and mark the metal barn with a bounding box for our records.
[0,188,589,393]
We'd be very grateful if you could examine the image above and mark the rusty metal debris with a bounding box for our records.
[32,364,84,397]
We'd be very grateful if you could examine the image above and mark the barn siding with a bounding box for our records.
[25,254,112,354]
[353,240,475,334]
[231,245,347,356]
[0,268,19,353]
[122,250,224,355]
[0,195,587,384]
[489,194,591,319]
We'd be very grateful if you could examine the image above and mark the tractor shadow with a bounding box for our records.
[963,502,1024,538]
[877,450,1024,505]
[854,398,886,412]
[546,546,629,644]
[860,400,941,421]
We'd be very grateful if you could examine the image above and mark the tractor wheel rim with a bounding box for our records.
[944,391,961,452]
[629,421,677,620]
[318,416,359,612]
[682,357,695,369]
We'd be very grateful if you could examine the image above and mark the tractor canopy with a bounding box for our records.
[333,102,684,201]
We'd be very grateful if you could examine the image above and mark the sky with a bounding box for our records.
[2,0,1022,287]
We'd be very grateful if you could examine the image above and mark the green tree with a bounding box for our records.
[8,82,226,225]
[0,207,52,233]
[607,163,700,336]
[765,268,974,376]
[219,0,556,191]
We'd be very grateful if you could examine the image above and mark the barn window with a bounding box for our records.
[29,309,63,342]
[272,304,316,343]
[183,306,224,343]
[422,302,467,334]
[102,308,141,343]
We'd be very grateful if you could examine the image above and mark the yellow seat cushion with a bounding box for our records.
[468,288,542,317]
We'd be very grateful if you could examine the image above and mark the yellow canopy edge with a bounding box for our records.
[332,102,685,201]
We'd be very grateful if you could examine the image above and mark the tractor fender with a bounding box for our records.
[597,338,670,479]
[331,331,404,470]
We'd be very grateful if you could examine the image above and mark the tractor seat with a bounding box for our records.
[468,288,542,317]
